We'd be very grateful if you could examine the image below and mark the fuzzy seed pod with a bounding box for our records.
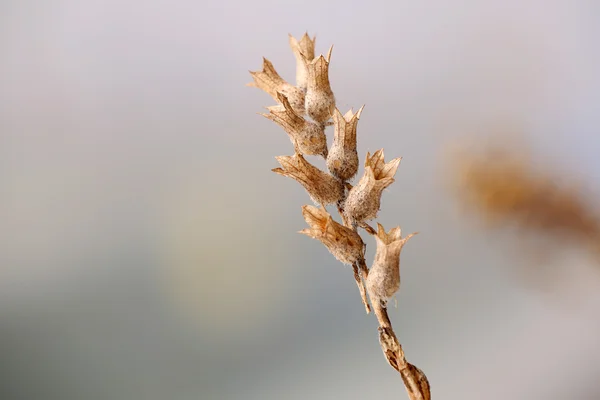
[305,46,335,124]
[272,153,344,206]
[261,92,328,158]
[248,58,305,115]
[366,223,417,304]
[344,149,401,224]
[289,33,316,90]
[299,205,365,265]
[327,106,364,180]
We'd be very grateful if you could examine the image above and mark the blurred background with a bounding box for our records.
[2,0,600,399]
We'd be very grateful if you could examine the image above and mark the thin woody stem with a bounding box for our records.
[338,188,371,314]
[352,262,371,314]
[359,221,377,235]
[357,256,369,280]
[372,300,431,400]
[337,203,353,228]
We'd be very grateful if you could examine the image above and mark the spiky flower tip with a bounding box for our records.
[272,153,344,206]
[248,57,305,115]
[367,223,417,305]
[344,149,402,225]
[261,92,328,158]
[305,46,335,124]
[299,205,365,265]
[327,106,364,180]
[289,32,316,90]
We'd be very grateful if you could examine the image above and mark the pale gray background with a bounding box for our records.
[2,0,600,399]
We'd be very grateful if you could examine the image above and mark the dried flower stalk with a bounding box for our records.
[248,33,430,400]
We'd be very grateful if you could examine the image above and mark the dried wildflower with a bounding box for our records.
[261,92,328,157]
[248,58,305,114]
[327,106,364,180]
[249,35,430,400]
[289,32,315,90]
[305,46,335,124]
[272,153,344,206]
[299,205,365,265]
[344,149,402,225]
[367,223,417,305]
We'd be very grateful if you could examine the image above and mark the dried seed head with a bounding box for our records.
[248,57,306,114]
[299,205,365,265]
[326,106,364,180]
[344,149,402,224]
[261,92,328,158]
[272,153,344,206]
[367,223,417,304]
[289,32,316,90]
[305,46,335,124]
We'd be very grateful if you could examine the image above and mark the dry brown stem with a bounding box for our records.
[373,301,431,400]
[352,262,371,314]
[249,33,429,399]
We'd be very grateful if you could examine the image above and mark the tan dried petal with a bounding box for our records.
[299,205,365,265]
[289,32,316,90]
[248,57,306,114]
[261,92,328,157]
[305,46,335,124]
[367,149,402,180]
[344,149,402,224]
[367,223,417,304]
[326,106,364,180]
[272,153,344,206]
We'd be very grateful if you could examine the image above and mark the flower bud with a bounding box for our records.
[248,57,305,114]
[289,32,315,90]
[305,46,335,124]
[327,106,364,180]
[366,223,417,304]
[344,149,401,224]
[272,153,344,206]
[261,92,328,158]
[299,205,365,265]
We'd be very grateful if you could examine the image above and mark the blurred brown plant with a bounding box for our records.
[449,141,600,262]
[249,33,430,400]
